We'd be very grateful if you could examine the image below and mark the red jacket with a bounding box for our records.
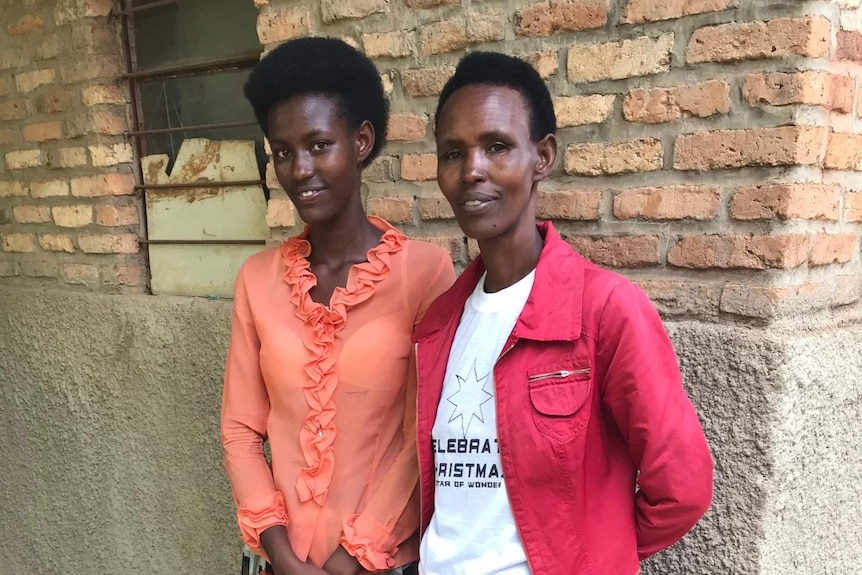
[414,222,713,575]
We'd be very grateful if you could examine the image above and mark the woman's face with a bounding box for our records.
[267,93,373,226]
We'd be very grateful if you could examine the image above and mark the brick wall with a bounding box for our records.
[258,0,862,323]
[1,0,860,320]
[0,0,144,291]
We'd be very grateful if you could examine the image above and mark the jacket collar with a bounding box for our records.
[414,221,583,343]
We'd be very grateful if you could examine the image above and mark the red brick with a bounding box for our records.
[424,235,464,263]
[13,205,52,224]
[730,184,840,221]
[53,205,93,228]
[666,235,722,268]
[622,0,735,24]
[0,181,28,197]
[687,17,831,63]
[265,198,296,227]
[59,57,121,83]
[2,233,36,253]
[567,236,660,267]
[89,143,134,167]
[362,31,415,58]
[36,91,77,114]
[846,192,862,223]
[516,0,608,37]
[824,132,862,170]
[401,154,437,181]
[364,156,399,183]
[418,196,455,220]
[103,265,148,288]
[39,234,76,253]
[81,85,126,106]
[669,235,809,269]
[837,30,862,62]
[8,15,44,36]
[725,235,809,269]
[15,69,56,93]
[743,72,854,113]
[614,186,720,220]
[47,148,87,169]
[321,0,386,23]
[36,35,62,60]
[78,233,139,254]
[467,9,505,45]
[402,66,456,97]
[92,111,126,135]
[565,139,662,176]
[554,95,615,127]
[71,173,136,197]
[523,50,559,79]
[536,190,602,220]
[0,49,27,70]
[623,81,730,123]
[809,234,857,266]
[419,19,468,55]
[404,0,460,7]
[95,205,139,227]
[19,261,57,278]
[256,4,311,44]
[62,264,99,285]
[567,34,673,83]
[23,121,63,143]
[367,196,414,224]
[6,150,42,169]
[31,180,70,198]
[674,126,828,171]
[634,280,721,318]
[0,99,30,121]
[388,115,427,141]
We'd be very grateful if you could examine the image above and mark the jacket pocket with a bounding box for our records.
[528,366,592,441]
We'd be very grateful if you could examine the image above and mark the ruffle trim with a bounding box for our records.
[237,491,289,550]
[281,217,406,506]
[340,513,397,571]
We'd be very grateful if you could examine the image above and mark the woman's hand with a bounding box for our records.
[321,545,363,575]
[260,526,329,575]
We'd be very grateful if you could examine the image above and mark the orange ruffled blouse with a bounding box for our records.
[221,217,455,571]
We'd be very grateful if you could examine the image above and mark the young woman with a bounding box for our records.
[221,38,454,575]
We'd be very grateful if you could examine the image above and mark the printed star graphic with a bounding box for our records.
[446,359,494,438]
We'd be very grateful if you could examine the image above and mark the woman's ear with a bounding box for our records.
[356,120,375,165]
[533,133,557,182]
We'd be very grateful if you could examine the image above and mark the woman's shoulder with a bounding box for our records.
[236,244,284,281]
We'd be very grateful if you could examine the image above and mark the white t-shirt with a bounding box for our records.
[419,270,535,575]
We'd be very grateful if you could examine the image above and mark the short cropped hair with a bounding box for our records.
[435,51,556,141]
[244,37,389,165]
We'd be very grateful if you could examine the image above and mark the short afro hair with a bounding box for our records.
[435,51,556,142]
[244,37,389,166]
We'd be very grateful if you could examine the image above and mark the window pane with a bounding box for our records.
[132,0,260,70]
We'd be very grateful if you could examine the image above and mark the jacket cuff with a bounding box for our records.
[237,491,289,550]
[340,513,398,571]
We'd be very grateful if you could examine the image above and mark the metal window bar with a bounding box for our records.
[118,0,266,259]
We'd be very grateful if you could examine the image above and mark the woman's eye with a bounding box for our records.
[274,149,291,159]
[442,150,462,161]
[311,142,330,152]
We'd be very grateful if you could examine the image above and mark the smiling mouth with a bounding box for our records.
[295,188,324,200]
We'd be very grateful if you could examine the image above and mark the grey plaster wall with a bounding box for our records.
[0,286,239,575]
[760,327,862,574]
[0,286,860,575]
